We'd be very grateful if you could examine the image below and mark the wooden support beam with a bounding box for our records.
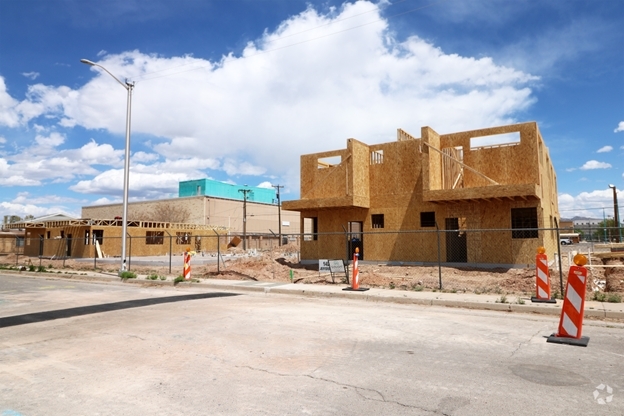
[422,141,499,185]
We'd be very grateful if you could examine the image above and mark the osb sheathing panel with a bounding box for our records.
[423,183,539,202]
[300,149,350,201]
[348,139,370,202]
[295,121,558,264]
[422,126,441,191]
[436,122,539,188]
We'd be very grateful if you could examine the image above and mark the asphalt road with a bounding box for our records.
[1,274,623,416]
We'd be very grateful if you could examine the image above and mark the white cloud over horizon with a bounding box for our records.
[559,188,623,219]
[615,121,624,132]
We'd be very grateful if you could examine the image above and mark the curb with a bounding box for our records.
[3,270,624,321]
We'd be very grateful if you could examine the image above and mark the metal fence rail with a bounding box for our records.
[2,227,622,296]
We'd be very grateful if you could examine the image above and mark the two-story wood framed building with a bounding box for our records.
[283,122,560,267]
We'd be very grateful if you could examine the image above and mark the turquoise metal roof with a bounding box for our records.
[179,179,277,204]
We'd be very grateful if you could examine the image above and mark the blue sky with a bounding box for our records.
[0,0,622,221]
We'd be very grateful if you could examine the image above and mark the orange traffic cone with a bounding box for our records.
[547,254,589,347]
[531,247,556,303]
[343,247,369,292]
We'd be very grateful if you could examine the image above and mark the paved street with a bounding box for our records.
[1,274,623,415]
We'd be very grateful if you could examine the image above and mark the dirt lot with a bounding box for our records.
[3,244,623,299]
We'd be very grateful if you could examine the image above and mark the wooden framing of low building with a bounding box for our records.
[81,195,300,241]
[283,122,560,266]
[6,219,229,259]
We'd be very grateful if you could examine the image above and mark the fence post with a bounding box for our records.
[15,236,19,266]
[213,229,221,273]
[435,222,442,290]
[342,225,350,284]
[94,238,97,270]
[39,235,43,269]
[165,231,172,274]
[554,218,564,296]
[127,233,132,271]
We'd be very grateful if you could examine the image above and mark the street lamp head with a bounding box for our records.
[80,59,96,66]
[609,184,616,189]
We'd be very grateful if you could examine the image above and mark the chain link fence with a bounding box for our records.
[1,227,622,299]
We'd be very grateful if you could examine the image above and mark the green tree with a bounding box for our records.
[592,219,621,242]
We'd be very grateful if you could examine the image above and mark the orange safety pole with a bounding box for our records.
[342,247,369,292]
[352,247,360,290]
[183,249,191,280]
[531,247,555,303]
[547,254,589,347]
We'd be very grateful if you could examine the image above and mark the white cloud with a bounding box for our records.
[22,72,40,80]
[35,132,65,148]
[0,0,550,220]
[0,201,78,219]
[3,1,537,182]
[565,168,576,172]
[257,181,274,189]
[615,121,624,132]
[559,189,623,219]
[0,136,6,144]
[596,145,612,153]
[579,160,612,170]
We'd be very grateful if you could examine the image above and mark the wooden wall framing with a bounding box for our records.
[283,121,560,266]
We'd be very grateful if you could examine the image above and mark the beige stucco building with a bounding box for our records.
[283,122,560,266]
[82,195,300,236]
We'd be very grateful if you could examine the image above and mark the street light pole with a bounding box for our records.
[272,184,283,246]
[81,59,134,274]
[609,184,621,243]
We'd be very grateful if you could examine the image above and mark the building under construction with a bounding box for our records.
[283,122,560,266]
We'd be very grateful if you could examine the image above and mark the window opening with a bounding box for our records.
[92,230,104,245]
[511,208,538,239]
[371,214,384,229]
[420,212,436,227]
[303,217,318,241]
[317,155,341,169]
[470,132,520,149]
[146,231,164,245]
[370,149,384,165]
[176,232,191,245]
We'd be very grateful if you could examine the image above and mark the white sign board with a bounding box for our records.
[319,259,345,273]
[319,259,331,273]
[328,260,345,273]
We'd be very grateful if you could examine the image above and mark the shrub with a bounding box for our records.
[37,265,46,272]
[28,264,36,272]
[593,292,607,302]
[173,276,185,284]
[607,293,622,303]
[147,274,159,280]
[159,275,167,281]
[120,271,137,281]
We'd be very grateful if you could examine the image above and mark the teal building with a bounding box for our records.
[179,179,277,205]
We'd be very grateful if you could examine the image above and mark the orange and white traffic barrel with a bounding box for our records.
[531,247,556,303]
[547,254,589,347]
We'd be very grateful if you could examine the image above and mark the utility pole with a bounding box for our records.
[273,184,284,246]
[238,188,252,250]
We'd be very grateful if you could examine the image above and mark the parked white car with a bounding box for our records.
[560,238,573,245]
